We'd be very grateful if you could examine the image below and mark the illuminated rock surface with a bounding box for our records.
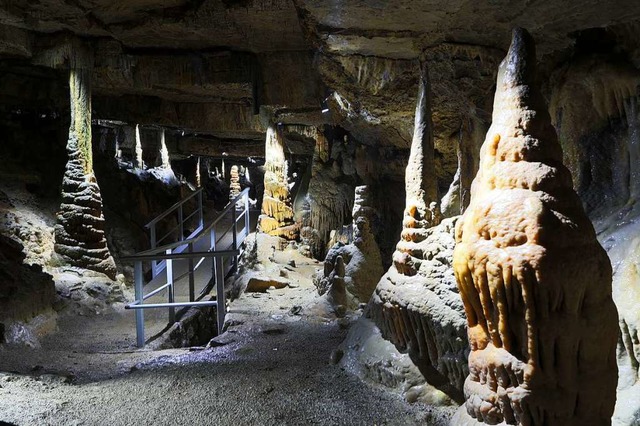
[258,125,298,240]
[452,28,618,425]
[370,62,469,403]
[54,49,116,279]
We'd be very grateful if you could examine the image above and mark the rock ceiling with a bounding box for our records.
[1,0,640,165]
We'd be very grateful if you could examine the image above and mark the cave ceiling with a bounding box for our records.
[1,0,640,168]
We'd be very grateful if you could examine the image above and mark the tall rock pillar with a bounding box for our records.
[452,28,618,425]
[258,124,298,239]
[369,60,468,402]
[54,47,116,278]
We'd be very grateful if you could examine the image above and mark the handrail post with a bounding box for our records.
[178,204,184,241]
[215,258,226,335]
[167,248,175,323]
[188,243,195,302]
[150,225,157,278]
[198,189,204,229]
[244,191,250,239]
[134,261,145,348]
[232,201,238,273]
[211,227,217,285]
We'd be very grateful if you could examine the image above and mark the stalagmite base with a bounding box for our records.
[452,28,618,425]
[55,63,116,279]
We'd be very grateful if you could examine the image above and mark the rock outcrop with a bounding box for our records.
[54,49,116,279]
[452,28,618,425]
[370,61,469,403]
[315,185,384,304]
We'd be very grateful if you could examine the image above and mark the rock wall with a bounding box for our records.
[452,28,618,425]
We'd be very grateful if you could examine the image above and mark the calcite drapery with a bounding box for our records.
[370,60,468,403]
[258,124,298,239]
[54,49,116,278]
[452,28,618,425]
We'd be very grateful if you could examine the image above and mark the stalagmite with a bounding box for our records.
[393,60,440,277]
[452,28,618,425]
[135,124,143,169]
[369,60,468,402]
[258,124,298,239]
[159,129,170,168]
[54,46,116,279]
[196,156,201,187]
[229,165,241,200]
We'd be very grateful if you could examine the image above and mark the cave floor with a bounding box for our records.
[0,250,445,426]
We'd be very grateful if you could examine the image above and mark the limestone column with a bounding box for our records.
[392,60,440,276]
[229,165,241,200]
[258,124,298,239]
[452,28,618,425]
[54,48,116,278]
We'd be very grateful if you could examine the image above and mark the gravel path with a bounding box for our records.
[0,258,450,426]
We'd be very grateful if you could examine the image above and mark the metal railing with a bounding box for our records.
[122,188,251,348]
[146,188,204,278]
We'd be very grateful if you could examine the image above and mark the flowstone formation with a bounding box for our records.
[54,51,116,279]
[452,28,618,425]
[258,125,298,240]
[369,61,469,402]
[314,185,384,304]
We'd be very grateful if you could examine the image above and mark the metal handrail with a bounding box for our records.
[145,187,204,229]
[122,187,252,348]
[136,188,249,257]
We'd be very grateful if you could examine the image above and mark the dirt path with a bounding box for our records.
[0,253,449,426]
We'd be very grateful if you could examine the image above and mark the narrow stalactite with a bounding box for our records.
[54,48,116,279]
[393,60,441,277]
[452,28,618,425]
[258,124,298,239]
[135,124,143,169]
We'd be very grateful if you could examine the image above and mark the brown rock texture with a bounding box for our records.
[54,54,116,279]
[452,28,618,425]
[258,125,298,240]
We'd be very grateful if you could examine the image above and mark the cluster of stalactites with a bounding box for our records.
[259,125,298,239]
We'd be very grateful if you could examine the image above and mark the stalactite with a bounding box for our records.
[452,28,618,426]
[54,46,116,279]
[159,128,170,169]
[258,124,298,239]
[135,124,143,169]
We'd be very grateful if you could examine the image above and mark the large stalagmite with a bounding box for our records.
[54,48,116,279]
[258,124,298,239]
[369,60,468,402]
[452,28,618,425]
